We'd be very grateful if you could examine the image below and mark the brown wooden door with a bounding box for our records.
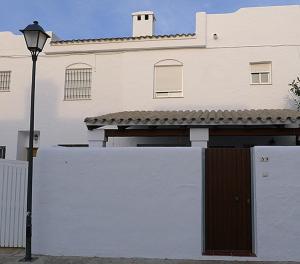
[204,148,252,256]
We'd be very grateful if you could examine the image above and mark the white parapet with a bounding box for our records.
[195,12,207,43]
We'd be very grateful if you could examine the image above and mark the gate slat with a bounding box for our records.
[0,160,28,248]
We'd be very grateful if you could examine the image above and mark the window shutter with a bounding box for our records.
[155,65,182,92]
[250,63,271,73]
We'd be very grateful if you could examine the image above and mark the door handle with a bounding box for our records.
[234,196,240,202]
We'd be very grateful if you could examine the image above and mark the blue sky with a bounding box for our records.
[1,0,299,40]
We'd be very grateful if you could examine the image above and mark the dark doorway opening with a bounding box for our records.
[204,148,253,256]
[0,146,6,159]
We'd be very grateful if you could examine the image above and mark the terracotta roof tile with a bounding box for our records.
[84,109,300,126]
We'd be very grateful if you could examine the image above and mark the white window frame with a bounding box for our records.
[250,62,272,85]
[154,59,183,99]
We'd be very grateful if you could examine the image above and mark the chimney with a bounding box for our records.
[132,11,155,37]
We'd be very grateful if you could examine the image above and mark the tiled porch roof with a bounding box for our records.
[85,109,300,127]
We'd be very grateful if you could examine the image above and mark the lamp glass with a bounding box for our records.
[23,30,39,50]
[37,32,48,51]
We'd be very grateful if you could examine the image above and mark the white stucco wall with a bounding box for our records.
[32,147,203,259]
[33,147,300,261]
[1,5,300,159]
[31,146,300,261]
[253,146,300,261]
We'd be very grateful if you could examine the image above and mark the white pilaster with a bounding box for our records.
[190,128,209,148]
[87,128,107,147]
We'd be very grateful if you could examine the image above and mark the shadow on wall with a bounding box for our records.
[15,78,60,160]
[33,77,92,149]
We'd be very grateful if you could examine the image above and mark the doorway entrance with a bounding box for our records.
[204,148,253,256]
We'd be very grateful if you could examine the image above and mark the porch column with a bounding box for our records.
[190,128,209,148]
[285,124,300,145]
[87,128,107,147]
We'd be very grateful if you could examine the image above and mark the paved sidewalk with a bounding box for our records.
[0,249,299,264]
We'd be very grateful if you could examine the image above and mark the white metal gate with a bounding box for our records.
[0,160,27,247]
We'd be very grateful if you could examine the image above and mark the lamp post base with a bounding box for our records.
[19,257,38,262]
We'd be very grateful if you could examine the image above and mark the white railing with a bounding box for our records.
[0,159,27,247]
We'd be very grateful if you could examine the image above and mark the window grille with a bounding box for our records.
[64,68,92,100]
[0,71,11,91]
[0,146,6,159]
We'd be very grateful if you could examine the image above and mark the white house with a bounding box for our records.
[1,5,300,261]
[0,5,300,159]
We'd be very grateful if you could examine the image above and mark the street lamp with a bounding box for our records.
[20,21,50,262]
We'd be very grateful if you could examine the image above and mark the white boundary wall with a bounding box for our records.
[253,146,300,261]
[32,147,203,259]
[32,146,300,261]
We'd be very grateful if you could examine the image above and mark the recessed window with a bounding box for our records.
[0,146,6,159]
[0,71,11,91]
[250,62,272,85]
[154,60,183,98]
[145,15,149,20]
[64,67,92,100]
[137,15,141,21]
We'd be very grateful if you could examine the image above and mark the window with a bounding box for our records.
[0,146,6,159]
[0,71,11,91]
[64,66,92,100]
[137,15,141,21]
[250,62,272,84]
[154,60,183,98]
[145,14,149,20]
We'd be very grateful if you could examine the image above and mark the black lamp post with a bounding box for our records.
[20,21,50,262]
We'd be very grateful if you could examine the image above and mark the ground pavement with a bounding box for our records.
[0,249,299,264]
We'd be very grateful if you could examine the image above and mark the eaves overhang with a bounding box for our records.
[84,109,300,129]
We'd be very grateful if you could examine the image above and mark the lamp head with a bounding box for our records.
[20,21,50,55]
